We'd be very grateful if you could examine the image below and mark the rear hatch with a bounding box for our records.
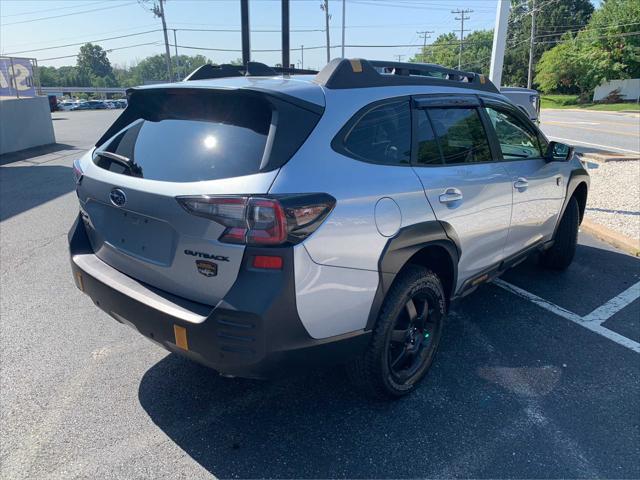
[76,86,322,306]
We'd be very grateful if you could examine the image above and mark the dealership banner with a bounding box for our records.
[0,57,36,97]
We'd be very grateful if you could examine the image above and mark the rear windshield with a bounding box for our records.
[94,90,319,183]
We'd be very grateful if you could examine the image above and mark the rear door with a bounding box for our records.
[411,95,513,288]
[77,88,321,306]
[481,98,565,257]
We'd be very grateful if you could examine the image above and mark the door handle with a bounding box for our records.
[439,187,463,204]
[514,178,529,190]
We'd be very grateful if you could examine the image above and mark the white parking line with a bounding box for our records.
[493,279,640,354]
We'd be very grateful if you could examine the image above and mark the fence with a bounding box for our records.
[0,56,42,98]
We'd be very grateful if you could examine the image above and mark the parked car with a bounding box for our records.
[57,101,78,111]
[112,99,127,109]
[71,100,108,111]
[69,59,588,398]
[500,87,540,123]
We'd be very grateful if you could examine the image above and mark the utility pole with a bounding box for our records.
[320,0,331,64]
[416,30,433,62]
[489,0,510,88]
[301,44,304,69]
[395,54,404,62]
[153,0,172,81]
[452,8,472,70]
[341,0,346,58]
[172,29,180,80]
[282,0,290,73]
[527,0,536,89]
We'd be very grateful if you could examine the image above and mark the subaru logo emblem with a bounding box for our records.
[109,188,127,207]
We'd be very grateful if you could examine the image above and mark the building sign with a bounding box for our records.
[0,57,36,97]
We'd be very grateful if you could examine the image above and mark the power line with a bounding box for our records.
[1,2,137,27]
[39,42,161,62]
[1,1,103,18]
[3,30,161,56]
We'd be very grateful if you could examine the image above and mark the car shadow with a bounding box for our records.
[0,164,74,221]
[0,142,80,166]
[138,241,640,478]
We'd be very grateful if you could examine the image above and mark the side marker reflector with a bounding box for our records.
[75,272,84,292]
[253,255,283,270]
[174,325,189,350]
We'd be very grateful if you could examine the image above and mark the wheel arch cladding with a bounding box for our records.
[366,221,459,330]
[572,181,588,223]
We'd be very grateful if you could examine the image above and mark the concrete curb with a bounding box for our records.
[581,219,640,256]
[579,152,640,163]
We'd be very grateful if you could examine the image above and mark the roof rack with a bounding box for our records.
[183,62,319,81]
[314,58,499,93]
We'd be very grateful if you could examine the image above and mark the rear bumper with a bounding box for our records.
[69,214,369,379]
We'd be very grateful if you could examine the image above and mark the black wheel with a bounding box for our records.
[540,196,579,270]
[348,265,445,399]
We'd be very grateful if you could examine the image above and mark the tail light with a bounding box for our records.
[177,194,336,246]
[72,158,83,186]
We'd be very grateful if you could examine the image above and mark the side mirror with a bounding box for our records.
[545,141,573,162]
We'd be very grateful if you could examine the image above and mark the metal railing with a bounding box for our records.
[0,56,42,98]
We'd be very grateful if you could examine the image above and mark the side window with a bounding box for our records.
[427,107,492,165]
[343,101,411,165]
[415,110,443,165]
[484,107,543,160]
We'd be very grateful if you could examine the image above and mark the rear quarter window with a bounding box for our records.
[337,100,411,165]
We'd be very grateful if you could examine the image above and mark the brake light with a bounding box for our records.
[177,194,335,246]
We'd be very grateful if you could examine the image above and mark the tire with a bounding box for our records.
[347,265,445,399]
[540,196,579,270]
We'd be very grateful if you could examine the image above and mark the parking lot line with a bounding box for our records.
[582,281,640,324]
[493,279,640,354]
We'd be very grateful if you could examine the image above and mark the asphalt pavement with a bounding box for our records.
[1,110,639,479]
[540,109,640,156]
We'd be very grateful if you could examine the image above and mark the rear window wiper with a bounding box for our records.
[95,150,132,168]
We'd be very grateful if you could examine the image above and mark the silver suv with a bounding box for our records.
[69,59,589,398]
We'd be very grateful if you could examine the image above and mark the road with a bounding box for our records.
[1,111,639,479]
[540,109,640,156]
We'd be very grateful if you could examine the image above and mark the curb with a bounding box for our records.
[579,152,640,163]
[581,220,640,256]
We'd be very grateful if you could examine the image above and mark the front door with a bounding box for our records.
[481,101,565,258]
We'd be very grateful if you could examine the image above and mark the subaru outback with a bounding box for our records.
[69,59,589,398]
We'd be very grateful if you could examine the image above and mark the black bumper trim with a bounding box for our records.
[69,214,369,379]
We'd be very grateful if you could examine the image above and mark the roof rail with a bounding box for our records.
[184,62,277,81]
[314,58,499,93]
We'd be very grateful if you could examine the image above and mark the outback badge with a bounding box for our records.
[195,260,218,277]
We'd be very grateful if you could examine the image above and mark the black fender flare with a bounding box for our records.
[553,166,589,237]
[366,221,460,330]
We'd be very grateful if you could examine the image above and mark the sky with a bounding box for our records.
[0,0,578,71]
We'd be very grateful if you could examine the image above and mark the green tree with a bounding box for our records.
[77,43,114,85]
[535,0,640,96]
[410,30,494,75]
[503,0,594,87]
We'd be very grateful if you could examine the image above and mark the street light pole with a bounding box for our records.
[173,29,180,80]
[341,0,346,58]
[489,0,510,88]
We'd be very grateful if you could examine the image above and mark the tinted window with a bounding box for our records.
[415,110,442,165]
[427,108,492,165]
[95,93,272,182]
[343,101,411,165]
[484,107,543,159]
